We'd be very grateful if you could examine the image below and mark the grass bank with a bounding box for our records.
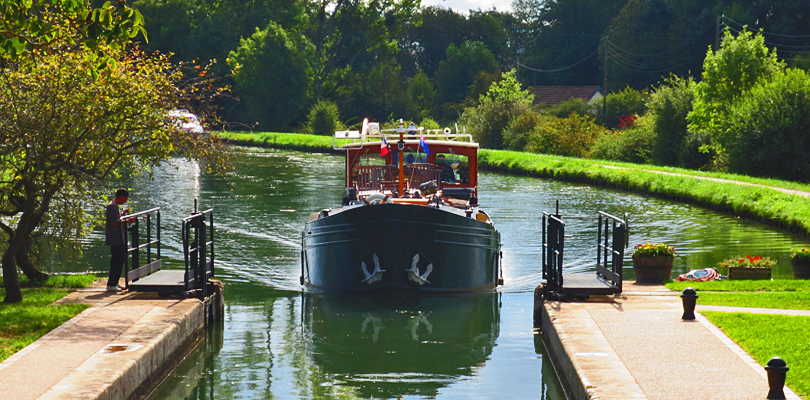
[666,280,810,292]
[217,131,810,236]
[702,312,810,398]
[0,274,96,362]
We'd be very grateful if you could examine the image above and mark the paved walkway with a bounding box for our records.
[540,282,805,400]
[0,281,204,400]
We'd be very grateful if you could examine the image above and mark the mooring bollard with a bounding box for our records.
[680,287,698,320]
[765,357,789,399]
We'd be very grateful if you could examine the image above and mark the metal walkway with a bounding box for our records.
[124,206,215,297]
[542,208,627,300]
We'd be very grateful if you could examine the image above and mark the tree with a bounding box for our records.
[434,41,500,121]
[647,75,694,167]
[0,46,224,303]
[513,0,626,86]
[228,22,315,130]
[459,70,534,149]
[599,0,715,90]
[304,0,419,100]
[719,68,810,181]
[406,71,436,122]
[688,29,783,146]
[1,0,146,73]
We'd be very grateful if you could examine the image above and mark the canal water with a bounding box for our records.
[57,147,808,399]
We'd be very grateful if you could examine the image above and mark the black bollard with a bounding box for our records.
[765,357,789,399]
[680,287,698,320]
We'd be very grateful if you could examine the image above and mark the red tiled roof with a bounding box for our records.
[530,86,603,106]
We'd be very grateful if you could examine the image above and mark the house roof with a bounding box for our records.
[530,86,603,106]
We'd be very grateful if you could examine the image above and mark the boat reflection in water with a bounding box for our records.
[302,292,500,398]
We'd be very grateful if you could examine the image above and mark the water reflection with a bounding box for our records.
[302,293,499,398]
[148,292,564,400]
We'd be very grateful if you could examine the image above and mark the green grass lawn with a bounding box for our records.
[702,311,810,398]
[666,279,810,292]
[0,274,96,362]
[697,292,810,310]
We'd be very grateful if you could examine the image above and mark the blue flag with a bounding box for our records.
[420,133,430,155]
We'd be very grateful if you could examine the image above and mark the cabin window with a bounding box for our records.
[434,153,469,184]
[403,152,428,165]
[358,154,386,166]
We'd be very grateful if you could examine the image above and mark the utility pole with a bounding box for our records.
[603,43,608,121]
[715,15,721,52]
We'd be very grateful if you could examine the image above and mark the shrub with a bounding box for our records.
[502,110,544,151]
[459,70,533,149]
[525,113,608,158]
[419,117,441,130]
[590,115,654,163]
[306,99,342,135]
[719,68,810,181]
[647,75,695,166]
[545,97,594,119]
[601,86,648,128]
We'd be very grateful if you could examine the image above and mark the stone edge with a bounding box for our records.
[36,299,206,400]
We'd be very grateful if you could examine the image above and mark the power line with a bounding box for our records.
[517,46,601,72]
[722,16,810,38]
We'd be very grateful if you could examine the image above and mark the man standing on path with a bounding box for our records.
[106,188,131,291]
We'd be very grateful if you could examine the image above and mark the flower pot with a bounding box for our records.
[792,258,810,280]
[727,267,771,280]
[632,255,674,283]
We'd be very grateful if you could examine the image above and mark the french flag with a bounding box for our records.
[381,135,390,156]
[420,132,430,155]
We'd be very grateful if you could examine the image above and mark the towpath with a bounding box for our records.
[0,281,206,400]
[539,282,805,400]
[602,165,810,198]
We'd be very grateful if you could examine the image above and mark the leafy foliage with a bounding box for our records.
[590,115,655,164]
[228,22,315,131]
[719,68,810,181]
[0,0,146,62]
[525,113,609,158]
[502,111,545,151]
[601,86,648,128]
[459,70,533,149]
[306,99,343,136]
[688,29,784,156]
[434,41,500,121]
[0,46,225,302]
[647,76,695,167]
[545,97,594,119]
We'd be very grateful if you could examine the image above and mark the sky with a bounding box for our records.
[421,0,513,13]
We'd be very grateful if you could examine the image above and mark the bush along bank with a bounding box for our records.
[218,131,810,237]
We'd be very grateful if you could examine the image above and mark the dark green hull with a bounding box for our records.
[302,203,501,293]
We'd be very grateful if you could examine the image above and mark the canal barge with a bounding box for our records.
[301,120,502,293]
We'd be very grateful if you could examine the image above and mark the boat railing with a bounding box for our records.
[333,128,474,150]
[353,164,444,194]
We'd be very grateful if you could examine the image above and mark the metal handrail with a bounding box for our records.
[123,208,161,289]
[596,211,627,292]
[542,212,565,299]
[182,208,214,296]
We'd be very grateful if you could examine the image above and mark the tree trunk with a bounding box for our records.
[2,242,23,303]
[17,236,48,283]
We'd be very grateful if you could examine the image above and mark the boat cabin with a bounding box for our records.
[334,124,479,206]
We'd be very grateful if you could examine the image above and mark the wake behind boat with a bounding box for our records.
[300,120,502,293]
